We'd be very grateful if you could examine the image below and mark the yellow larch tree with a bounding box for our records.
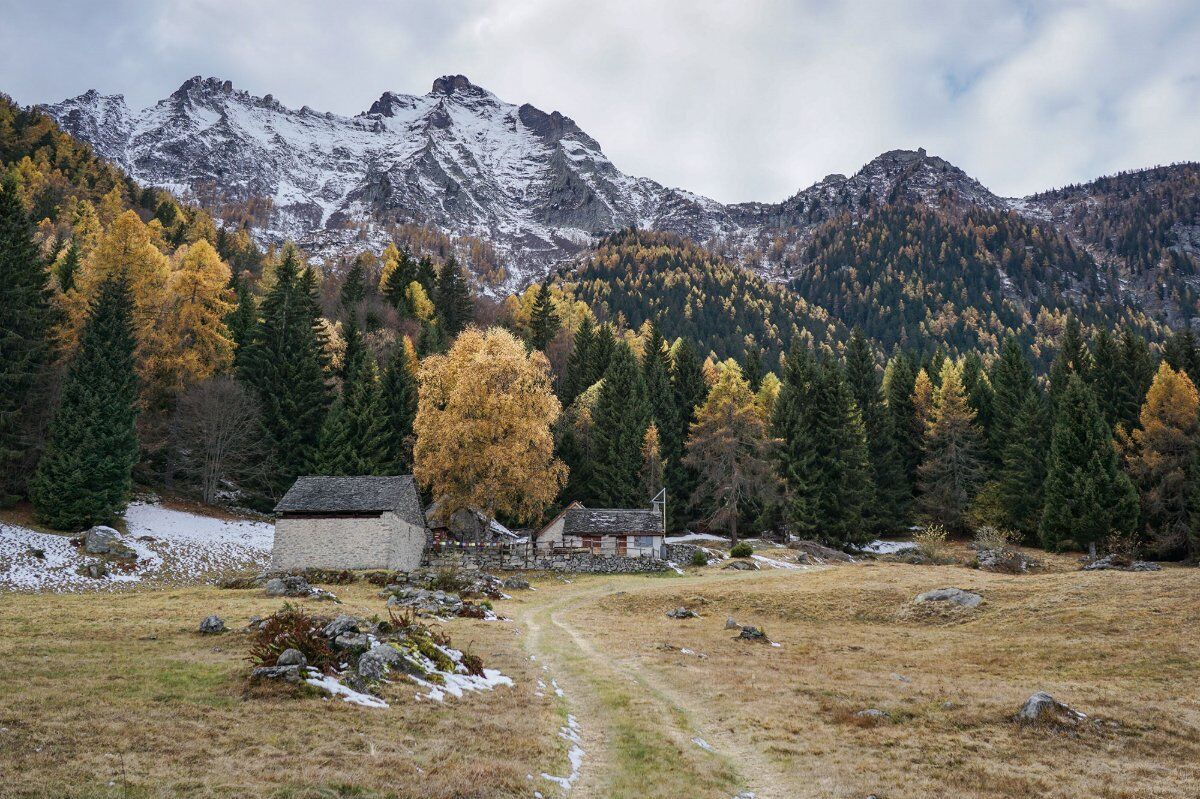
[413,327,566,525]
[1125,362,1200,560]
[912,367,935,433]
[142,240,236,408]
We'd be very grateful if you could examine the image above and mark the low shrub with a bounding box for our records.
[974,525,1018,552]
[428,568,469,593]
[691,549,709,567]
[914,524,949,561]
[247,604,337,672]
[301,568,357,585]
[730,542,753,558]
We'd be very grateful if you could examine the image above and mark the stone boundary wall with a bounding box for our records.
[422,549,669,574]
[665,543,706,564]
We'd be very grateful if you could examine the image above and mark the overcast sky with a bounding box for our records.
[2,0,1197,203]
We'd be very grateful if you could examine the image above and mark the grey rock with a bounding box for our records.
[1016,691,1086,725]
[666,607,698,619]
[977,548,1035,573]
[502,577,531,590]
[725,617,740,630]
[855,708,888,719]
[250,665,302,683]
[276,648,307,668]
[722,560,759,571]
[333,633,371,652]
[83,526,137,560]
[323,614,360,639]
[357,643,405,681]
[914,587,982,608]
[384,586,464,616]
[264,575,314,597]
[198,615,225,634]
[1082,555,1162,572]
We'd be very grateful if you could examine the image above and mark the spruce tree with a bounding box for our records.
[316,347,389,476]
[882,351,921,494]
[30,274,138,529]
[382,248,418,311]
[1090,329,1123,429]
[590,343,650,507]
[1039,375,1138,552]
[528,281,560,351]
[340,257,367,312]
[670,337,708,520]
[227,274,258,374]
[381,340,419,474]
[994,389,1050,537]
[1116,328,1156,431]
[844,330,907,529]
[917,360,984,531]
[560,315,596,406]
[742,340,764,392]
[240,250,330,496]
[642,324,681,524]
[416,256,437,296]
[961,351,994,459]
[773,346,873,546]
[434,257,473,338]
[0,173,56,505]
[56,240,81,293]
[1163,329,1199,386]
[1049,314,1092,405]
[988,336,1035,463]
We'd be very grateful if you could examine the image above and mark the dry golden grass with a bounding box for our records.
[0,581,562,799]
[555,561,1200,798]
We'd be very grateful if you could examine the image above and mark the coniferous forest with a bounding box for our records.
[3,93,1200,564]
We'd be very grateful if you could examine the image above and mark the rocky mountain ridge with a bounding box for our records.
[41,75,1200,320]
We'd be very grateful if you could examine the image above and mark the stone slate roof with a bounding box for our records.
[563,507,664,536]
[274,476,425,527]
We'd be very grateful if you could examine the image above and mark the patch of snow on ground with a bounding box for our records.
[305,670,389,709]
[666,561,686,575]
[751,554,799,570]
[665,532,728,543]
[0,502,273,592]
[858,539,917,555]
[692,737,715,752]
[541,714,584,791]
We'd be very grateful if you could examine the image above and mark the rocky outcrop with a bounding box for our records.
[914,588,983,608]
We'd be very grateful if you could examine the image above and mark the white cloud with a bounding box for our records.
[1,0,1196,201]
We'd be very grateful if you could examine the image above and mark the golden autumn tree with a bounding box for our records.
[63,210,170,359]
[912,367,935,433]
[917,360,985,530]
[1125,363,1200,560]
[413,327,566,525]
[142,240,236,408]
[683,362,777,542]
[639,422,666,499]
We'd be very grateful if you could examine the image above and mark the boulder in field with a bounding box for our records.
[83,526,138,560]
[1016,692,1087,726]
[276,648,307,668]
[198,615,226,634]
[250,664,302,683]
[914,588,982,608]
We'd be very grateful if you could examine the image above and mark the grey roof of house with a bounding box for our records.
[274,476,425,527]
[563,507,664,536]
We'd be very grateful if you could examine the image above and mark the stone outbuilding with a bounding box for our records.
[535,502,665,557]
[270,476,427,572]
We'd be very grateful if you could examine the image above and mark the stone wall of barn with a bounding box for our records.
[421,548,670,573]
[270,511,425,572]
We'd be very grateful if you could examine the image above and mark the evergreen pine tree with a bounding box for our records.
[380,339,419,474]
[961,351,994,459]
[340,257,367,312]
[589,323,617,386]
[416,256,437,296]
[1040,375,1138,552]
[1049,314,1093,405]
[670,337,708,521]
[56,240,81,293]
[773,345,873,545]
[30,274,138,529]
[382,248,418,312]
[1116,328,1156,431]
[742,340,764,392]
[528,281,560,351]
[988,336,1035,463]
[917,360,985,531]
[844,330,907,529]
[240,250,330,496]
[316,347,389,476]
[561,315,596,406]
[416,318,448,356]
[642,324,681,524]
[1163,329,1199,386]
[0,174,56,505]
[1090,328,1123,428]
[433,257,473,338]
[994,389,1050,537]
[882,351,921,493]
[227,274,258,374]
[590,343,650,507]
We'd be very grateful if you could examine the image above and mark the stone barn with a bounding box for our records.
[270,476,427,572]
[536,503,665,557]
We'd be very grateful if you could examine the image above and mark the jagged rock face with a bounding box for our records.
[41,75,1198,301]
[43,74,729,288]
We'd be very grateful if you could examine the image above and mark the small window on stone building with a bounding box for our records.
[634,535,654,548]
